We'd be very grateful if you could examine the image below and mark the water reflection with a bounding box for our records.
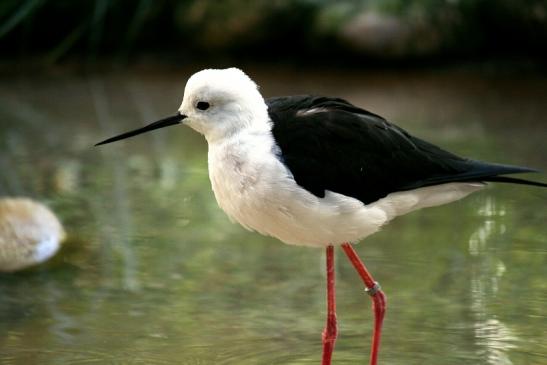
[0,69,545,364]
[90,78,139,291]
[469,198,516,365]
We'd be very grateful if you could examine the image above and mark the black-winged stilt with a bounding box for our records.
[96,68,547,365]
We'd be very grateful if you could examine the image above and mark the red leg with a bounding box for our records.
[341,243,386,365]
[321,245,338,365]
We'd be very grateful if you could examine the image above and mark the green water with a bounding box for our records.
[0,68,546,364]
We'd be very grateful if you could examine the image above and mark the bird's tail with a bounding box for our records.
[482,176,547,188]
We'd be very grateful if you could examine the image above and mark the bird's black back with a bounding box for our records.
[268,95,542,205]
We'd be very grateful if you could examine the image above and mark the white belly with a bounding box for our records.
[207,131,483,247]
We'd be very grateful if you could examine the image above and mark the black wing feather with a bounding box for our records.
[268,95,543,204]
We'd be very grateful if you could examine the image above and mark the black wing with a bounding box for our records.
[268,95,543,205]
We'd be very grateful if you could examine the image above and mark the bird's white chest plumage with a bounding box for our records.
[207,130,304,241]
[207,127,483,247]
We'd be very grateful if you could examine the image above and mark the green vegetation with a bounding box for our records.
[1,0,546,65]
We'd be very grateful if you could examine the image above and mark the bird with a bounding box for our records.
[0,197,65,272]
[96,67,547,365]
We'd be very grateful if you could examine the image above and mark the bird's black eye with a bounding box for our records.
[196,101,210,110]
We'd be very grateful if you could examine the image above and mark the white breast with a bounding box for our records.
[207,128,483,247]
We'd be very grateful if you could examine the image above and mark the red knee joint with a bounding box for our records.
[365,281,381,296]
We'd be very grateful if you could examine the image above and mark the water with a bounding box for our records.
[0,67,546,364]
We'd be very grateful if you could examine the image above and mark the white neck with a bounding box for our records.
[204,101,271,145]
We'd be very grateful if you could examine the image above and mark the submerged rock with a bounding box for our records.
[0,198,65,272]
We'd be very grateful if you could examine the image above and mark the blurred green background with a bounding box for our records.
[1,1,546,365]
[1,0,547,68]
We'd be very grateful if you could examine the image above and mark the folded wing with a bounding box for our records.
[268,95,543,205]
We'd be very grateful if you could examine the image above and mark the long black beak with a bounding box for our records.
[95,113,187,146]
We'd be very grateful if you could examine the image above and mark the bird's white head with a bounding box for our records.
[179,68,268,141]
[95,68,269,146]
